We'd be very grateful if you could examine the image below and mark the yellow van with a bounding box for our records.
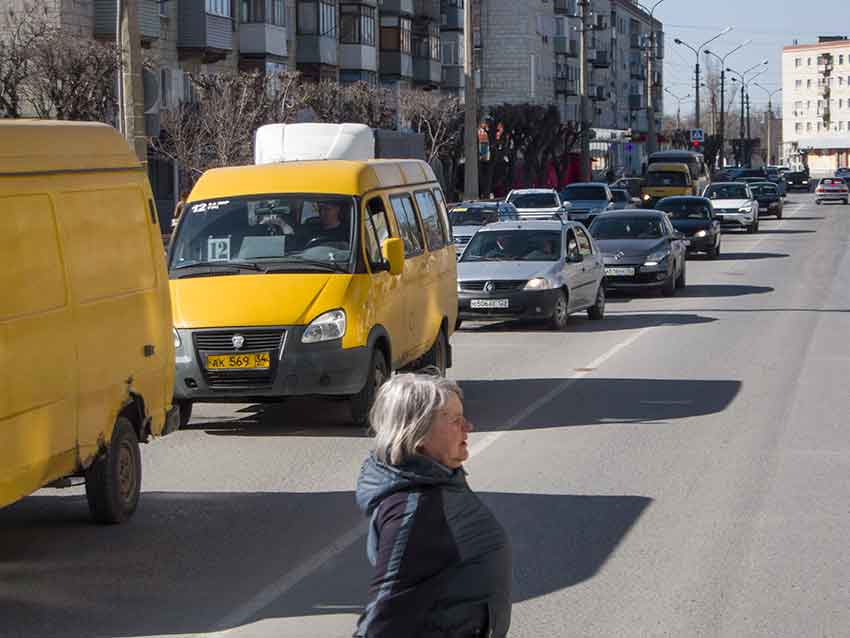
[0,121,178,523]
[641,162,695,207]
[169,159,457,425]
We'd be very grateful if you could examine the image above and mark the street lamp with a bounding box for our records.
[673,26,732,131]
[753,84,783,165]
[727,61,769,166]
[704,39,752,167]
[664,88,692,130]
[636,0,667,156]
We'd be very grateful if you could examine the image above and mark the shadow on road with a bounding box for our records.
[754,229,816,235]
[689,252,789,261]
[0,490,651,636]
[460,377,741,432]
[785,216,825,221]
[677,284,774,298]
[461,312,716,333]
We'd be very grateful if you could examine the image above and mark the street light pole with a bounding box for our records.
[463,0,478,200]
[726,60,768,166]
[754,83,782,165]
[664,88,691,131]
[638,0,666,158]
[673,26,732,131]
[578,0,591,181]
[705,40,751,167]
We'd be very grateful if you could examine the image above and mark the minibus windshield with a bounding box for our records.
[169,194,358,275]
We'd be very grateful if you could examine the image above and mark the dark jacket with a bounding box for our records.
[354,454,512,638]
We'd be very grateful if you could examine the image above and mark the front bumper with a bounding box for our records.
[685,234,716,252]
[173,326,371,402]
[603,261,673,291]
[569,210,604,227]
[714,211,754,228]
[458,288,561,321]
[758,201,781,216]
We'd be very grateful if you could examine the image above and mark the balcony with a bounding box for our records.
[441,2,463,30]
[629,94,643,110]
[590,85,608,101]
[383,0,415,16]
[415,0,440,20]
[177,0,234,62]
[239,23,288,58]
[630,33,642,50]
[381,52,414,80]
[442,65,463,90]
[554,36,578,57]
[590,49,610,68]
[95,0,160,42]
[554,0,572,15]
[340,44,378,73]
[630,64,646,80]
[555,77,577,96]
[414,57,441,87]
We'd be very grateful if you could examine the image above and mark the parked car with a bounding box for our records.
[656,196,721,258]
[505,188,570,220]
[815,177,850,205]
[749,182,784,218]
[702,182,759,233]
[785,170,812,192]
[611,176,644,198]
[559,182,614,226]
[588,210,688,297]
[449,201,520,257]
[610,188,638,209]
[456,220,606,330]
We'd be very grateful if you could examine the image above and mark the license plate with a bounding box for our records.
[470,298,509,309]
[605,267,635,277]
[206,352,271,369]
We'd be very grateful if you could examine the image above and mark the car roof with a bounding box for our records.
[657,196,711,203]
[508,188,558,194]
[562,182,609,188]
[478,220,569,232]
[707,182,748,187]
[453,200,505,208]
[594,209,667,219]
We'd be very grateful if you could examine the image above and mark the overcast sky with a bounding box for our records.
[657,0,846,117]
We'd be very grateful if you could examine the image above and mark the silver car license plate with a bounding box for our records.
[605,267,635,277]
[470,299,509,309]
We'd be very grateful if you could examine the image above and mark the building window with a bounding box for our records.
[380,15,412,54]
[795,79,802,89]
[206,0,232,17]
[807,122,812,131]
[795,123,802,133]
[297,0,317,33]
[807,57,812,65]
[241,0,286,25]
[795,57,801,67]
[841,99,844,108]
[817,122,822,132]
[320,1,336,36]
[430,23,440,61]
[807,79,812,88]
[441,38,462,66]
[340,4,375,45]
[841,54,845,65]
[840,77,845,86]
[841,122,846,131]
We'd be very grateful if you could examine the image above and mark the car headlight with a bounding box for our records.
[802,179,809,184]
[173,328,181,349]
[524,277,552,290]
[738,206,752,214]
[302,309,346,343]
[642,193,651,201]
[693,229,708,238]
[644,249,670,266]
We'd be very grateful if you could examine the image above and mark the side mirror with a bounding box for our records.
[381,238,404,276]
[561,202,572,211]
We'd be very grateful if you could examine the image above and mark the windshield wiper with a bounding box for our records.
[262,257,349,273]
[172,260,265,272]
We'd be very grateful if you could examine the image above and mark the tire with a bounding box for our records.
[587,283,605,320]
[350,348,389,427]
[710,242,720,259]
[661,272,676,297]
[176,399,193,429]
[548,290,569,330]
[747,220,758,233]
[84,417,141,525]
[675,261,686,289]
[455,318,463,331]
[816,199,822,205]
[420,328,448,376]
[776,208,783,219]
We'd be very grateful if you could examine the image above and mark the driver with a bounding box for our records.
[309,201,350,246]
[485,235,514,259]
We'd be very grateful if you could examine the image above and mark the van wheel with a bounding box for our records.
[350,349,389,427]
[548,290,569,330]
[84,417,141,524]
[177,400,193,429]
[421,328,448,376]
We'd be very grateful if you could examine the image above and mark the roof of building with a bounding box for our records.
[0,120,141,175]
[796,136,850,150]
[783,39,850,52]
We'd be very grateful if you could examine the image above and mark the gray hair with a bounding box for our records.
[370,372,463,466]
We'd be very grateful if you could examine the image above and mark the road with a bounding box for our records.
[1,193,848,638]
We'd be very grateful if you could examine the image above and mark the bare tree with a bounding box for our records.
[0,2,51,117]
[398,89,464,163]
[300,80,396,129]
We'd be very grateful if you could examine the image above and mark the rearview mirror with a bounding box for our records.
[381,238,404,276]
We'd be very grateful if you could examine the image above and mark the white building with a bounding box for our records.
[782,36,850,173]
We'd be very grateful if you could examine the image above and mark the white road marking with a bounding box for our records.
[203,327,653,635]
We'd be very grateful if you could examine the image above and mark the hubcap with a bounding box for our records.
[555,297,567,322]
[117,442,136,503]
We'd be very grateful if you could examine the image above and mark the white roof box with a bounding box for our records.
[254,123,375,164]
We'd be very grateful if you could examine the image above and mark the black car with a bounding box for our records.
[588,210,688,296]
[748,182,783,218]
[656,196,721,258]
[785,170,812,192]
[611,177,644,199]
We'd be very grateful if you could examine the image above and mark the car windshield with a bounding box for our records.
[461,230,562,262]
[611,190,629,203]
[750,184,778,196]
[821,178,845,186]
[561,186,607,201]
[705,184,748,200]
[590,217,665,239]
[508,193,559,209]
[450,206,500,226]
[646,171,689,187]
[169,194,356,274]
[658,201,711,219]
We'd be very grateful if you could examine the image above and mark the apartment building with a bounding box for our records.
[478,0,663,174]
[782,36,850,173]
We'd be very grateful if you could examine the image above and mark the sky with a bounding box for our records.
[657,0,847,118]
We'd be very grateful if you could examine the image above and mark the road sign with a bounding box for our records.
[690,129,705,143]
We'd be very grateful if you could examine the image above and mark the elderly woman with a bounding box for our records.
[354,373,512,638]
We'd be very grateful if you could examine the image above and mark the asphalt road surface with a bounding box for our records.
[2,193,848,638]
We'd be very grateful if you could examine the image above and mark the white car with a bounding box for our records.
[702,182,759,233]
[815,177,850,205]
[505,188,571,220]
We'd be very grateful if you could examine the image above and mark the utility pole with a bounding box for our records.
[754,83,782,166]
[578,0,590,180]
[705,41,751,167]
[462,0,478,200]
[745,90,751,166]
[120,0,147,164]
[673,27,731,135]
